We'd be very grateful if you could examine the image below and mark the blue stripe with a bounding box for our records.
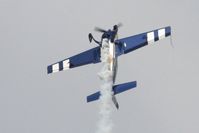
[165,26,171,37]
[59,61,63,71]
[47,65,53,74]
[154,30,159,41]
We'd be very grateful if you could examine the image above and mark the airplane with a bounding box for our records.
[47,24,171,109]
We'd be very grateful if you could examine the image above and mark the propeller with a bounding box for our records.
[94,23,123,33]
[113,23,123,30]
[94,27,107,33]
[117,22,123,28]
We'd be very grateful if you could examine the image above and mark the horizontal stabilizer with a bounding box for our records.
[87,81,137,102]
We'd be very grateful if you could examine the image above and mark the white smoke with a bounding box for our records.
[96,39,114,133]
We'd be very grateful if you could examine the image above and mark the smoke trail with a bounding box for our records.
[96,39,114,133]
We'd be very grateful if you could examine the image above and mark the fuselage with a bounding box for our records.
[101,30,118,84]
[100,38,119,109]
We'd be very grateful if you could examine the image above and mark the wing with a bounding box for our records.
[47,46,101,74]
[115,26,171,56]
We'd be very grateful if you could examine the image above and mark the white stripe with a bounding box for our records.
[63,59,70,70]
[158,28,166,40]
[147,31,155,44]
[52,63,59,73]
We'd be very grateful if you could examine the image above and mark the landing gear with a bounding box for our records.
[88,33,101,46]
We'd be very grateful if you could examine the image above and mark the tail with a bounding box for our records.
[87,81,137,109]
[112,95,119,109]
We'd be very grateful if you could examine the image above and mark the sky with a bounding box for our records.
[0,0,199,133]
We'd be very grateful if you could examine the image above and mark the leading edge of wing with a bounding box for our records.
[116,26,171,55]
[47,46,101,74]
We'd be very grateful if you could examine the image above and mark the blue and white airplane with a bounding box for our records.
[47,24,171,109]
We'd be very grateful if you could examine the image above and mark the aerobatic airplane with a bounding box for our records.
[47,24,171,109]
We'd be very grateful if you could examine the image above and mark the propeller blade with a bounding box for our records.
[117,22,123,28]
[94,27,106,33]
[113,23,123,31]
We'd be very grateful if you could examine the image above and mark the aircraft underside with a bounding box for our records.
[47,25,171,109]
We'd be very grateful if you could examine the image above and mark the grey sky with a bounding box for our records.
[0,0,199,133]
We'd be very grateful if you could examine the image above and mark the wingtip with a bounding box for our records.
[133,81,137,87]
[167,26,171,32]
[47,65,52,74]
